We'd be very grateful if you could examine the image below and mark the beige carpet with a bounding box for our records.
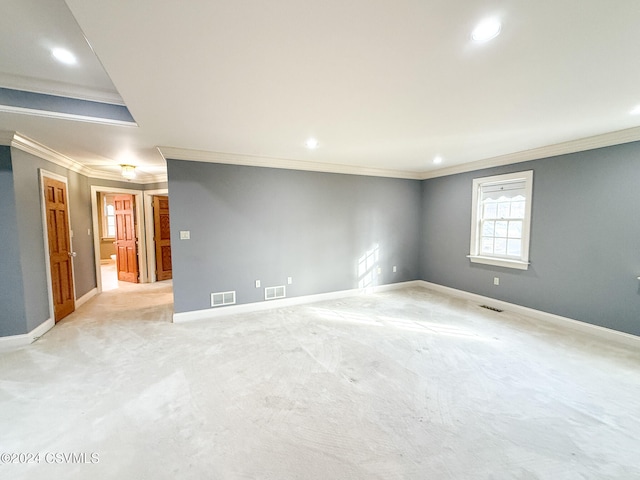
[1,284,639,479]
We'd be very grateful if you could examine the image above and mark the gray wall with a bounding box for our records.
[420,141,640,336]
[0,144,166,338]
[10,148,97,331]
[0,147,28,336]
[167,160,421,313]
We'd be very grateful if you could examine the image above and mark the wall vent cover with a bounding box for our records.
[265,285,286,300]
[480,304,503,313]
[211,291,236,307]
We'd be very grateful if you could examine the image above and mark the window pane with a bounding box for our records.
[481,237,494,254]
[497,202,510,218]
[482,221,495,236]
[508,221,522,239]
[511,201,525,219]
[507,239,522,256]
[495,221,508,237]
[106,205,114,215]
[107,225,116,237]
[494,238,507,255]
[483,201,498,219]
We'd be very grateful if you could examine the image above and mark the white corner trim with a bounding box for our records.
[173,281,422,323]
[417,281,640,348]
[421,126,640,179]
[76,288,98,308]
[158,146,423,180]
[467,256,530,270]
[11,132,88,175]
[0,72,125,105]
[4,131,166,184]
[0,105,137,127]
[0,318,55,352]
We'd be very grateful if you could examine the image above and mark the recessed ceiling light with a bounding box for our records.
[52,47,77,65]
[471,17,502,43]
[433,156,443,165]
[305,138,319,149]
[630,105,640,115]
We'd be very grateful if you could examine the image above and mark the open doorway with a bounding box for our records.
[91,185,172,294]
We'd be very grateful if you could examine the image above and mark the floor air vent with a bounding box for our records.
[265,285,286,300]
[211,291,236,307]
[480,304,503,313]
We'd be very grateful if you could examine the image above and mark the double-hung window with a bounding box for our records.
[469,170,533,270]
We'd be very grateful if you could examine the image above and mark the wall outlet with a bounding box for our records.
[287,277,292,285]
[88,228,91,236]
[377,267,382,274]
[493,277,500,286]
[393,265,397,273]
[180,230,190,240]
[255,280,261,288]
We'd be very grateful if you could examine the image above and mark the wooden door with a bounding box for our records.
[114,194,139,283]
[153,195,172,281]
[43,177,75,322]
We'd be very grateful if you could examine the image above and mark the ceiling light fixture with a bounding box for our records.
[630,105,640,115]
[471,17,502,43]
[433,156,443,165]
[305,138,319,149]
[52,47,77,65]
[120,164,136,180]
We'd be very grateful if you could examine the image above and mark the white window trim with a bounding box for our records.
[468,170,533,270]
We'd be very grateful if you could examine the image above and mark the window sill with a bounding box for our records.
[467,255,530,270]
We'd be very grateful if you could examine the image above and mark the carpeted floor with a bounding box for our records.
[1,284,639,479]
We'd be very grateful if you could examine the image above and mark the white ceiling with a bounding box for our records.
[1,0,640,182]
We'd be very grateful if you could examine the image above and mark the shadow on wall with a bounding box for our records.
[358,243,380,290]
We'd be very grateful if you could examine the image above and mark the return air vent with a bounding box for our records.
[211,291,236,307]
[480,304,503,313]
[265,285,286,300]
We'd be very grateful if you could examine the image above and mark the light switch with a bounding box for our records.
[180,230,190,240]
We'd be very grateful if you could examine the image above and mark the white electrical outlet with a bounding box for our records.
[494,277,500,286]
[377,267,382,274]
[180,230,190,240]
[255,280,261,288]
[393,266,397,273]
[287,277,292,285]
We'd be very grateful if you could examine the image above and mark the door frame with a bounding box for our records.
[90,185,147,293]
[39,169,76,321]
[143,189,168,283]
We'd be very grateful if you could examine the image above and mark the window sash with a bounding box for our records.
[469,171,533,270]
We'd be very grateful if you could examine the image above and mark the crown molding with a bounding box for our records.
[11,132,90,175]
[2,131,166,184]
[157,146,423,180]
[420,126,640,179]
[0,73,124,105]
[0,105,137,127]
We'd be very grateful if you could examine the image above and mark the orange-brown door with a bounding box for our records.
[43,177,75,322]
[114,194,139,283]
[153,195,172,281]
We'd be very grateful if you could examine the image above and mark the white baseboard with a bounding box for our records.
[76,288,98,308]
[0,317,54,352]
[418,281,640,348]
[173,281,422,323]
